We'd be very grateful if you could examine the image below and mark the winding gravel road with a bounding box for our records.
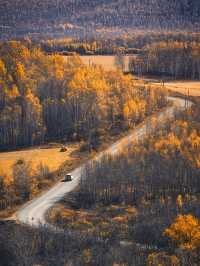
[16,97,191,227]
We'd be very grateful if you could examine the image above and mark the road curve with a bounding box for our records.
[16,97,191,227]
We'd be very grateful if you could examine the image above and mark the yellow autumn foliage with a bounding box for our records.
[113,264,128,266]
[8,85,20,98]
[125,206,137,216]
[154,133,181,156]
[164,214,200,250]
[147,252,180,266]
[15,62,26,81]
[176,195,183,209]
[82,249,92,264]
[113,215,128,223]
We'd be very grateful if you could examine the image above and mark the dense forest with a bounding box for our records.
[0,40,168,212]
[1,1,200,266]
[48,99,200,266]
[0,0,200,40]
[1,98,200,266]
[0,41,167,151]
[1,0,200,29]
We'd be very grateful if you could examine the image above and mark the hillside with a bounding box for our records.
[0,0,199,39]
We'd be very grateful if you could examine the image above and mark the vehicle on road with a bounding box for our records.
[63,174,73,182]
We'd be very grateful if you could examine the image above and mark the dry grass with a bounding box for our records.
[0,143,80,176]
[64,55,135,72]
[0,128,128,178]
[151,81,200,96]
[164,81,200,96]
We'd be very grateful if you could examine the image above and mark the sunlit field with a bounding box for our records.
[0,144,79,176]
[64,55,135,72]
[149,80,200,96]
[164,81,200,96]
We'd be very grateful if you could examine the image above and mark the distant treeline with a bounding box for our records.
[40,38,140,55]
[130,41,200,79]
[40,32,200,55]
[1,0,200,30]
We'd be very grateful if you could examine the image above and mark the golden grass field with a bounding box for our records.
[164,81,200,96]
[81,55,131,72]
[0,143,80,177]
[0,122,129,180]
[148,79,200,96]
[64,55,135,72]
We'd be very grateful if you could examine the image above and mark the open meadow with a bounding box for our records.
[147,79,200,97]
[64,55,135,72]
[0,143,80,177]
[164,81,200,96]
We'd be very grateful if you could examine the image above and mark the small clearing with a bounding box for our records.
[0,143,80,176]
[154,81,200,96]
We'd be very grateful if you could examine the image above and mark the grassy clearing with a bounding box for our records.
[150,80,200,96]
[0,143,80,177]
[135,76,200,96]
[164,81,200,96]
[0,142,90,219]
[0,128,132,179]
[64,55,136,71]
